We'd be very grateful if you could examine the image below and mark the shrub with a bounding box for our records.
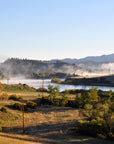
[66,100,75,108]
[26,101,37,109]
[13,102,22,110]
[86,87,99,104]
[110,102,114,112]
[0,107,8,113]
[108,132,114,140]
[0,93,9,100]
[9,94,18,100]
[48,85,60,104]
[53,98,60,106]
[37,87,48,92]
[64,89,76,94]
[60,92,68,106]
[75,93,83,108]
[51,78,62,83]
[97,134,107,139]
[38,97,52,105]
[9,94,23,101]
[83,104,93,120]
[75,118,109,137]
[75,120,90,135]
[18,96,23,100]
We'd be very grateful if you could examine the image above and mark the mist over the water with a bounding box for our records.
[1,77,114,91]
[1,77,51,88]
[101,63,114,73]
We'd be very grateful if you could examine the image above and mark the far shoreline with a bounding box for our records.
[51,74,114,88]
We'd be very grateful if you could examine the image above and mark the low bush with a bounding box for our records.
[51,78,62,83]
[13,102,22,110]
[0,107,8,113]
[75,118,109,138]
[9,94,18,100]
[97,133,107,139]
[26,101,37,109]
[64,89,76,94]
[38,97,52,106]
[18,96,23,101]
[60,92,68,106]
[37,87,48,92]
[108,132,114,140]
[66,100,75,108]
[53,98,60,106]
[9,94,23,101]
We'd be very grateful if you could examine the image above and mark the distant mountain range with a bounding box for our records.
[51,54,114,74]
[0,53,114,77]
[51,53,114,64]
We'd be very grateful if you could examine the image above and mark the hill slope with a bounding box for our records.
[0,53,114,77]
[0,58,78,76]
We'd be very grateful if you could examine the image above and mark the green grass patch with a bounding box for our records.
[2,84,36,93]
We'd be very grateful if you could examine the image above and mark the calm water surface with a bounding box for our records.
[1,78,114,91]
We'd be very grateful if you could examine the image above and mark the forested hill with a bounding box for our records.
[0,54,114,78]
[0,58,78,76]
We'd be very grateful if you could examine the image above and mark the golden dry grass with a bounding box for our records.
[0,133,41,144]
[0,92,113,144]
[2,91,76,101]
[1,105,80,128]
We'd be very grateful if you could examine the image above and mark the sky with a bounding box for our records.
[0,0,114,61]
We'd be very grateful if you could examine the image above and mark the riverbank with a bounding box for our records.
[59,74,114,87]
[1,75,114,91]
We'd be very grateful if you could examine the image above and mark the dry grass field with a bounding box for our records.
[0,92,113,144]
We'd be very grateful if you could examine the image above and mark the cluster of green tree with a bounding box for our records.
[67,88,114,140]
[4,58,47,65]
[48,85,68,106]
[1,58,78,76]
[64,76,113,86]
[42,85,114,140]
[28,72,72,79]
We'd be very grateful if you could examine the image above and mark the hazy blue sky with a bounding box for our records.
[0,0,114,61]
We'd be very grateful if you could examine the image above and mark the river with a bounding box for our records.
[1,77,114,91]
